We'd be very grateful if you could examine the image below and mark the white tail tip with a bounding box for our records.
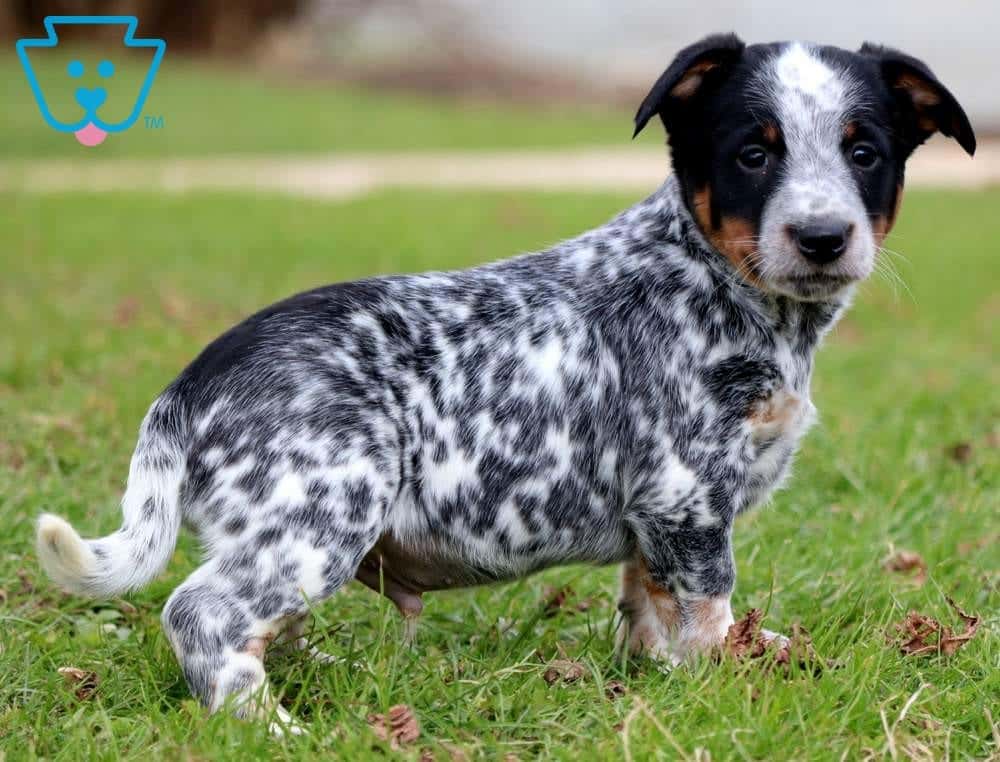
[36,513,98,596]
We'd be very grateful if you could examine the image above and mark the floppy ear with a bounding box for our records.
[633,33,745,138]
[859,43,976,157]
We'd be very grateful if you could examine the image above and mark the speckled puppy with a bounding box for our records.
[38,35,974,732]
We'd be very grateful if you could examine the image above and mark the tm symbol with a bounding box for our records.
[144,115,165,129]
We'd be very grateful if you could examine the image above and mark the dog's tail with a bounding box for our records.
[36,393,188,598]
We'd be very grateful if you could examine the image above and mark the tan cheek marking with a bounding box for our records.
[873,185,905,245]
[692,187,764,288]
[712,217,763,285]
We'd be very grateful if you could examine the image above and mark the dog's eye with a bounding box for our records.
[737,145,768,171]
[850,142,879,169]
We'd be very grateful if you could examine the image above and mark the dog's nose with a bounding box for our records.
[789,220,853,265]
[75,87,107,112]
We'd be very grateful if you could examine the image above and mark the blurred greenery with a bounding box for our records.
[0,186,996,759]
[2,48,639,158]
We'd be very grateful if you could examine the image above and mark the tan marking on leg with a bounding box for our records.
[618,556,681,659]
[677,595,735,656]
[243,635,271,660]
[748,389,804,442]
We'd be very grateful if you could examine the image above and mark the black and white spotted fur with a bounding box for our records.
[36,35,974,732]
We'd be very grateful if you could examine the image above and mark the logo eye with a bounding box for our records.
[850,142,879,169]
[737,145,768,171]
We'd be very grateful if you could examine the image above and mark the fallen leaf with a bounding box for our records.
[542,659,586,685]
[113,296,142,327]
[419,749,435,762]
[541,585,592,616]
[58,667,99,700]
[605,680,627,700]
[542,585,572,616]
[947,442,973,463]
[723,611,819,673]
[723,608,767,659]
[957,534,997,555]
[883,550,928,585]
[16,569,35,594]
[894,599,980,656]
[367,704,420,749]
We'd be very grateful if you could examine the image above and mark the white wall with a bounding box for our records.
[449,0,998,128]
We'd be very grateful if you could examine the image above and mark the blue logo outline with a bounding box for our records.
[16,15,166,134]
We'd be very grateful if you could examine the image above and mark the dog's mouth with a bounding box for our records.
[772,273,857,301]
[74,123,108,147]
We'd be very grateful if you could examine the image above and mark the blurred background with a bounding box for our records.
[1,0,998,171]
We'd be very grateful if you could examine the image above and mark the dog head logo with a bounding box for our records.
[17,16,165,147]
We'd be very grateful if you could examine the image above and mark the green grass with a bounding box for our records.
[2,49,635,159]
[0,188,997,760]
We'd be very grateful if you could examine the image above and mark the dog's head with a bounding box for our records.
[635,35,975,301]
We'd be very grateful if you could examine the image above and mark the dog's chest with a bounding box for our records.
[742,385,817,503]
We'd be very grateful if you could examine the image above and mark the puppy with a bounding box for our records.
[36,35,974,731]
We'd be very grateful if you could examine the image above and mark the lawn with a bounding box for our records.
[1,49,635,159]
[0,187,997,760]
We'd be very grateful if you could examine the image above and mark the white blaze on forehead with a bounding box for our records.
[772,42,846,112]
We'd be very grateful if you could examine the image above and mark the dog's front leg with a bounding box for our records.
[619,516,736,665]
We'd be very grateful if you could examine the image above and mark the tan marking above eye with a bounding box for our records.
[763,122,781,145]
[843,121,859,140]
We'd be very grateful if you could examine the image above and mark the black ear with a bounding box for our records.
[633,33,745,139]
[859,43,976,157]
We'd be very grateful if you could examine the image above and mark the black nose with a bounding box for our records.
[789,220,853,264]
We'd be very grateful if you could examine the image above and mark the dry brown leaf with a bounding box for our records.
[367,704,420,750]
[604,680,626,700]
[58,667,99,700]
[957,534,997,555]
[894,599,980,656]
[542,585,573,616]
[541,585,591,617]
[542,659,586,685]
[723,611,819,673]
[723,608,768,659]
[419,749,435,762]
[947,442,973,463]
[113,296,142,327]
[883,550,928,585]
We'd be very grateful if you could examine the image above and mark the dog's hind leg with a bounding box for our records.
[277,613,338,664]
[161,564,306,735]
[162,486,387,732]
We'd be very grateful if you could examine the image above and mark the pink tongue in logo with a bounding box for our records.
[74,124,108,147]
